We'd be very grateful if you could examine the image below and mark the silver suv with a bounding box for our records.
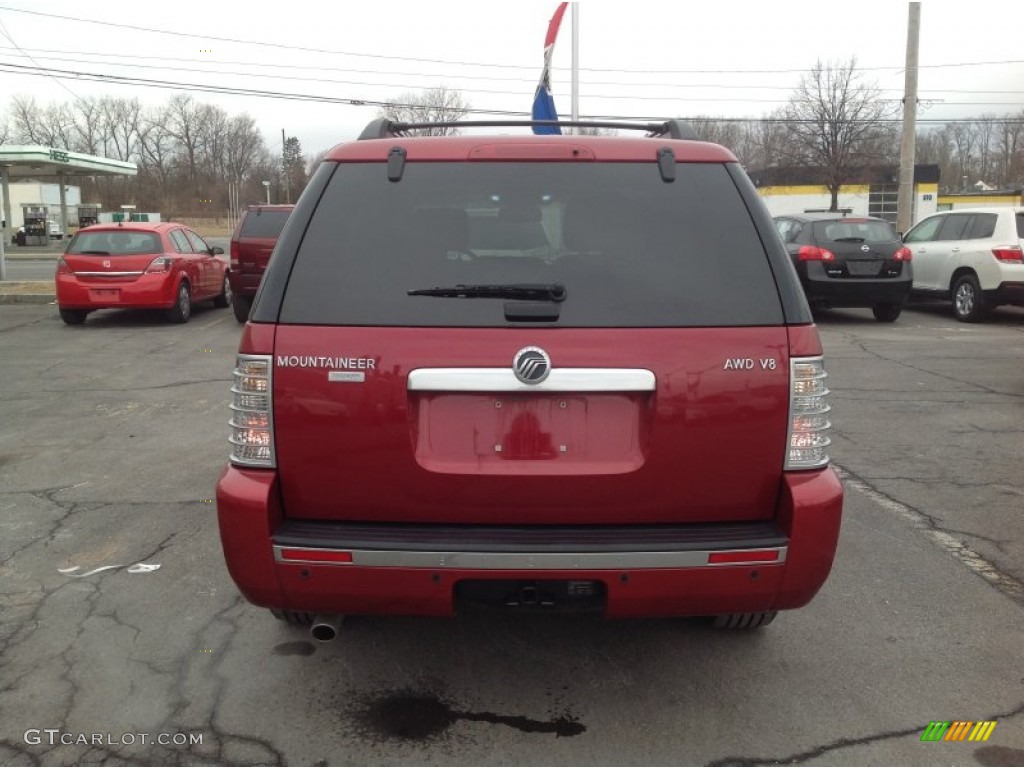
[904,207,1024,322]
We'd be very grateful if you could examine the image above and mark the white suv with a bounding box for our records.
[904,207,1024,321]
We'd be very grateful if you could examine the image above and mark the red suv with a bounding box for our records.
[217,119,844,638]
[228,204,294,322]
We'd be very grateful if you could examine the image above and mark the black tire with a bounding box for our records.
[872,302,903,322]
[213,274,232,308]
[713,611,777,630]
[271,609,315,626]
[59,308,88,325]
[231,293,253,324]
[166,281,192,324]
[951,274,991,323]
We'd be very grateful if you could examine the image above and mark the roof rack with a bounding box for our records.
[357,118,700,141]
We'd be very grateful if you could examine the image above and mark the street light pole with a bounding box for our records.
[262,180,271,204]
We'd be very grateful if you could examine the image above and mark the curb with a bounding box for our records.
[0,294,56,305]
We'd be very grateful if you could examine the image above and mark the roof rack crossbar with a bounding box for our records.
[356,119,701,141]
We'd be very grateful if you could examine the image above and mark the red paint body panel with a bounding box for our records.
[228,205,294,298]
[325,135,738,164]
[215,466,843,617]
[269,326,791,525]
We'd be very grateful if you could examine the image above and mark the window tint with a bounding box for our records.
[68,231,161,256]
[966,214,997,239]
[936,214,971,241]
[814,220,897,243]
[279,163,784,327]
[169,230,193,253]
[904,215,944,243]
[240,210,291,238]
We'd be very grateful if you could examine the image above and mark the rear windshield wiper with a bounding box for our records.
[408,283,567,302]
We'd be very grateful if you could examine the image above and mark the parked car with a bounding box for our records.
[48,220,64,240]
[773,214,913,322]
[55,222,231,325]
[903,207,1024,322]
[216,118,844,637]
[228,204,295,323]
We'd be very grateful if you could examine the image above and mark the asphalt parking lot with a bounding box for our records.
[0,301,1022,766]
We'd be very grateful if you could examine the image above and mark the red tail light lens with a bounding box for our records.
[798,246,836,262]
[230,240,240,269]
[992,246,1023,263]
[145,257,173,273]
[56,256,73,275]
[894,247,913,262]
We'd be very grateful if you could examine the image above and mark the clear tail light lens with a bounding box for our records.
[145,257,173,273]
[229,354,275,467]
[786,356,831,470]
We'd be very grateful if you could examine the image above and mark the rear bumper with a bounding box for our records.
[56,273,177,310]
[994,281,1024,305]
[216,467,844,618]
[228,271,262,296]
[801,266,912,308]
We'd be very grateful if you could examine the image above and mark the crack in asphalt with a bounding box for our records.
[835,464,1024,605]
[707,701,1024,766]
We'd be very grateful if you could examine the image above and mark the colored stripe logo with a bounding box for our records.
[921,721,996,742]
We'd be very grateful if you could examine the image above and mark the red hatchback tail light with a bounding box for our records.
[145,257,173,273]
[56,256,74,275]
[798,246,836,262]
[992,246,1023,263]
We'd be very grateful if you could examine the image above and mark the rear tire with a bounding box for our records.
[59,308,88,325]
[951,274,991,323]
[231,293,253,324]
[872,302,903,322]
[213,274,232,308]
[271,609,315,626]
[166,282,192,324]
[713,611,777,630]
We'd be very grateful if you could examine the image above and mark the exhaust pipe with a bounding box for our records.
[310,613,344,642]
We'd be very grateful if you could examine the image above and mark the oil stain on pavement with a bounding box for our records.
[354,691,585,741]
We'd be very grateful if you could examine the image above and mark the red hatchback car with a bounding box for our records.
[56,223,231,325]
[217,119,844,639]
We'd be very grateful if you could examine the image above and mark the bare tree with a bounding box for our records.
[10,95,44,144]
[225,114,265,184]
[780,58,899,211]
[165,94,205,185]
[948,121,977,190]
[378,86,470,135]
[72,96,105,155]
[996,110,1024,186]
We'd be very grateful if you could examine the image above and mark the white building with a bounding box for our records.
[1,181,82,229]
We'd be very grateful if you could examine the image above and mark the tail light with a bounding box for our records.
[229,355,275,467]
[230,240,240,269]
[798,246,836,262]
[56,256,73,275]
[145,257,173,273]
[893,247,912,262]
[992,246,1023,263]
[785,357,831,470]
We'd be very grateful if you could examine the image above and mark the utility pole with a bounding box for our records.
[570,2,579,126]
[897,2,921,234]
[282,128,291,204]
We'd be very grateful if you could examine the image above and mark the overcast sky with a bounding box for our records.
[1,0,1023,156]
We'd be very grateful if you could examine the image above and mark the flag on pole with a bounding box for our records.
[531,2,568,134]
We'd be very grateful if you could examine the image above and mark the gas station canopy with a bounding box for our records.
[0,145,137,179]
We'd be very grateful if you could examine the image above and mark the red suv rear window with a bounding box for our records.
[240,210,291,238]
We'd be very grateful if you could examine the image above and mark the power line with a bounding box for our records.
[4,47,1024,97]
[2,6,1024,76]
[1,61,1022,127]
[0,16,80,102]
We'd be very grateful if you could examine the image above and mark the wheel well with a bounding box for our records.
[949,267,977,292]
